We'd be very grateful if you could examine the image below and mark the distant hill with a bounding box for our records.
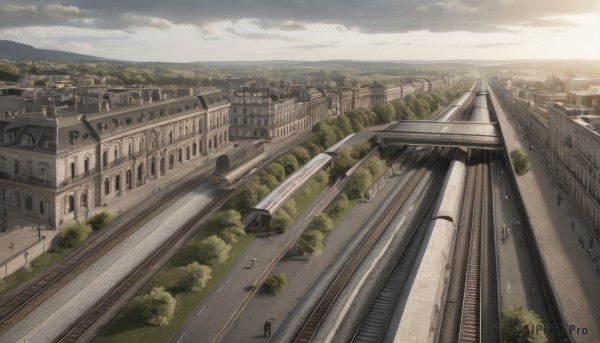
[0,40,112,62]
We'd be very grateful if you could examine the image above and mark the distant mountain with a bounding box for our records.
[0,40,112,62]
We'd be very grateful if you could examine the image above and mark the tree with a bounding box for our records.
[278,155,299,175]
[270,210,292,231]
[281,199,297,218]
[86,210,112,230]
[180,262,211,292]
[264,273,288,295]
[255,183,271,200]
[351,140,372,159]
[290,146,311,165]
[231,184,258,211]
[59,222,92,248]
[373,103,395,124]
[264,163,286,182]
[501,305,547,343]
[308,213,334,233]
[336,114,354,135]
[365,156,386,178]
[510,149,530,176]
[347,167,372,199]
[298,230,324,256]
[221,224,246,244]
[349,118,363,132]
[334,145,356,173]
[198,236,231,266]
[259,172,279,190]
[136,287,176,326]
[304,141,322,158]
[327,193,349,219]
[220,209,243,228]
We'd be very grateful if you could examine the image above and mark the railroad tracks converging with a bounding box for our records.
[292,147,448,343]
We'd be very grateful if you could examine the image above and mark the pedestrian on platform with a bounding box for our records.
[251,258,257,268]
[264,320,272,337]
[507,227,510,238]
[9,242,14,250]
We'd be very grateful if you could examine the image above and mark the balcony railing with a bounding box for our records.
[59,168,99,188]
[0,172,56,187]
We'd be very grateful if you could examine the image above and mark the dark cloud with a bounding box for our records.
[1,0,598,34]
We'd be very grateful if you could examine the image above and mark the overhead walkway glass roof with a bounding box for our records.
[376,120,502,149]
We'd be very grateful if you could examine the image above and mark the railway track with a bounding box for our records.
[0,131,313,340]
[458,151,490,342]
[292,147,447,343]
[0,168,212,336]
[56,189,232,342]
[351,152,449,342]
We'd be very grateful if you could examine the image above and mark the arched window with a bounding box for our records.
[81,190,88,208]
[84,157,89,173]
[168,131,173,144]
[25,196,33,210]
[70,162,75,178]
[68,195,75,213]
[103,151,108,167]
[104,178,110,194]
[14,191,20,207]
[114,148,118,160]
[138,163,144,180]
[169,155,174,169]
[192,143,197,156]
[39,201,46,215]
[115,175,120,191]
[178,149,182,163]
[186,147,190,160]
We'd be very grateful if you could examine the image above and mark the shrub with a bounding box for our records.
[198,236,231,266]
[308,213,334,233]
[290,146,311,165]
[510,149,530,176]
[136,287,176,326]
[220,210,243,228]
[334,145,356,173]
[347,167,373,199]
[501,305,546,343]
[278,155,299,175]
[230,184,258,211]
[365,156,386,178]
[270,210,292,231]
[298,230,324,256]
[180,262,211,292]
[281,199,297,218]
[264,163,286,182]
[86,211,112,231]
[221,225,246,244]
[304,141,322,158]
[315,170,328,184]
[351,140,372,159]
[264,273,288,295]
[59,222,92,248]
[327,193,349,219]
[259,173,279,190]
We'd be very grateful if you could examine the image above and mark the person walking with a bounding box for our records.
[264,320,272,337]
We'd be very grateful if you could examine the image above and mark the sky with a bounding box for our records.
[1,0,600,62]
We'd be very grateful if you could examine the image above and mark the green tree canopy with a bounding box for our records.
[510,149,530,176]
[298,230,324,256]
[264,163,286,182]
[501,305,547,343]
[308,213,334,233]
[220,209,243,228]
[347,167,373,199]
[180,262,212,292]
[86,210,112,231]
[351,140,372,159]
[264,273,288,295]
[278,154,300,175]
[290,146,311,165]
[59,222,92,248]
[198,236,231,266]
[270,210,292,231]
[136,287,176,326]
[334,145,356,173]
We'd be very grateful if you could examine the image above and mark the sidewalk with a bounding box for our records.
[489,88,600,343]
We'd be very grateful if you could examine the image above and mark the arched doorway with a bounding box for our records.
[169,155,174,169]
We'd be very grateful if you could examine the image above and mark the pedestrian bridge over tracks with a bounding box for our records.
[375,120,502,150]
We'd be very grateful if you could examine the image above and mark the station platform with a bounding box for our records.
[489,88,600,342]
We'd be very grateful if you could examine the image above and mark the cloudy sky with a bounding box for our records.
[1,0,600,62]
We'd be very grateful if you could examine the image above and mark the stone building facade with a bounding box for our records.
[228,87,326,141]
[0,87,229,229]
